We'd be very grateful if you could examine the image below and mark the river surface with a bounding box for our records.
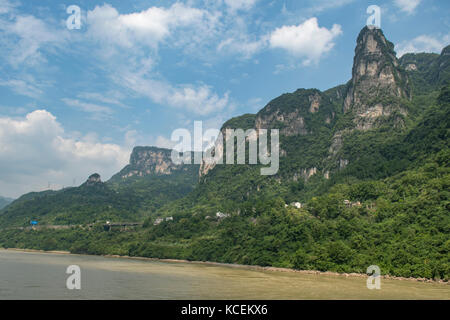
[0,249,448,300]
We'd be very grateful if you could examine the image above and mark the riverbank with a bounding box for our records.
[2,247,447,284]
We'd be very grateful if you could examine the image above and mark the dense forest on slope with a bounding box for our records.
[1,147,448,279]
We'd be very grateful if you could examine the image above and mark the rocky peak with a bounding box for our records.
[85,173,102,186]
[115,146,187,180]
[129,146,179,176]
[344,27,410,130]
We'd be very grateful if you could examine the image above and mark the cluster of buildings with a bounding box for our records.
[151,199,365,227]
[285,200,363,210]
[153,216,174,226]
[153,211,232,226]
[343,200,362,208]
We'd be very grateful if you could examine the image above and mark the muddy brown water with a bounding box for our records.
[0,249,448,299]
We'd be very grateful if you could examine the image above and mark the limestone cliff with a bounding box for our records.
[112,146,188,181]
[344,26,410,130]
[254,88,337,136]
[85,173,102,186]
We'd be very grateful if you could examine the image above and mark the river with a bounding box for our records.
[0,249,448,299]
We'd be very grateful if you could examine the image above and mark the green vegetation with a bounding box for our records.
[1,149,447,279]
[0,33,448,280]
[0,164,199,226]
[1,85,448,279]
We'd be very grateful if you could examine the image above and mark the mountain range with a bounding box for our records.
[0,26,448,280]
[0,147,199,226]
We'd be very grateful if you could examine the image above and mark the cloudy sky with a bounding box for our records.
[0,0,449,198]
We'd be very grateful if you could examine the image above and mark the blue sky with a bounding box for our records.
[0,0,449,197]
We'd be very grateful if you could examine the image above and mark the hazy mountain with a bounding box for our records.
[0,147,199,226]
[0,196,14,210]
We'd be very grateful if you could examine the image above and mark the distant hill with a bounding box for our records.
[0,196,14,210]
[0,147,199,226]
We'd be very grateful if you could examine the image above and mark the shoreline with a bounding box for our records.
[1,247,447,284]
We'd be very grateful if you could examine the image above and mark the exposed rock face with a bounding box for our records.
[301,167,317,181]
[292,167,318,182]
[254,89,332,136]
[437,45,450,83]
[255,109,307,136]
[200,27,425,181]
[116,146,186,179]
[199,124,260,178]
[344,27,410,130]
[405,64,417,71]
[199,87,339,178]
[199,139,224,177]
[339,159,349,169]
[328,131,344,156]
[199,113,258,178]
[85,173,102,186]
[129,147,177,176]
[308,93,321,113]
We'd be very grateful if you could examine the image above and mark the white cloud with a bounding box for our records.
[77,92,127,108]
[61,98,114,121]
[0,0,15,14]
[214,13,266,59]
[395,34,450,57]
[224,0,258,12]
[154,135,177,150]
[0,78,43,98]
[82,3,230,116]
[118,71,231,116]
[0,110,130,198]
[0,14,65,67]
[168,85,230,115]
[87,3,217,49]
[269,18,342,65]
[306,0,355,14]
[394,0,421,14]
[217,35,267,59]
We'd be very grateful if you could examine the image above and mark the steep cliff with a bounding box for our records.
[84,173,103,186]
[344,27,411,130]
[192,26,448,208]
[111,146,190,180]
